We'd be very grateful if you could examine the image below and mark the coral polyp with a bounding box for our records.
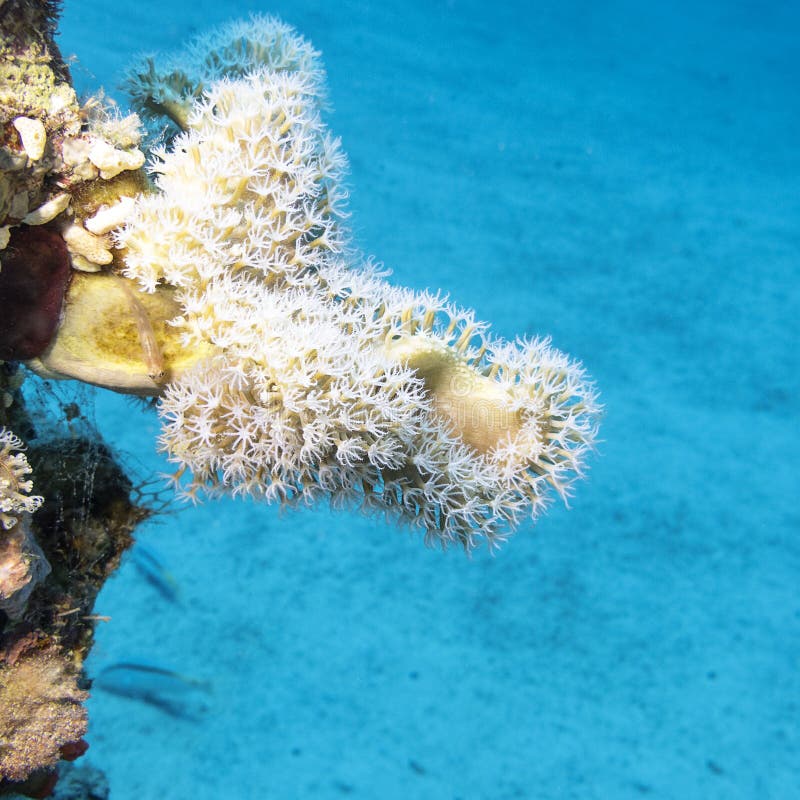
[0,427,43,531]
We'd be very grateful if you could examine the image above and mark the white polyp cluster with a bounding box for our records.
[124,16,325,131]
[155,267,599,547]
[120,20,601,549]
[118,68,348,316]
[177,16,323,88]
[0,427,44,531]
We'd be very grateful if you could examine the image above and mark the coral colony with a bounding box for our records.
[65,17,600,547]
[0,3,600,791]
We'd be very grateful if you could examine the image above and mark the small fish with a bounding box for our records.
[130,544,181,604]
[115,276,166,383]
[93,661,212,719]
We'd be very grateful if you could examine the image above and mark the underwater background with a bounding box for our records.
[52,0,798,797]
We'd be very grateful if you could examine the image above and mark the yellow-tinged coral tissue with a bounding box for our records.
[112,16,601,549]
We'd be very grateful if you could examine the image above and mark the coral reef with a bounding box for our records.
[0,424,49,621]
[1,0,150,377]
[124,16,324,134]
[0,0,75,238]
[0,0,145,265]
[0,371,149,793]
[0,3,602,792]
[4,9,600,549]
[1,7,154,788]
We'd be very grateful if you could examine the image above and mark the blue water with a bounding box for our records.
[55,1,798,798]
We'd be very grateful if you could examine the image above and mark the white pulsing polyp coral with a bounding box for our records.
[0,427,43,531]
[124,16,326,132]
[119,68,348,318]
[119,17,601,549]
